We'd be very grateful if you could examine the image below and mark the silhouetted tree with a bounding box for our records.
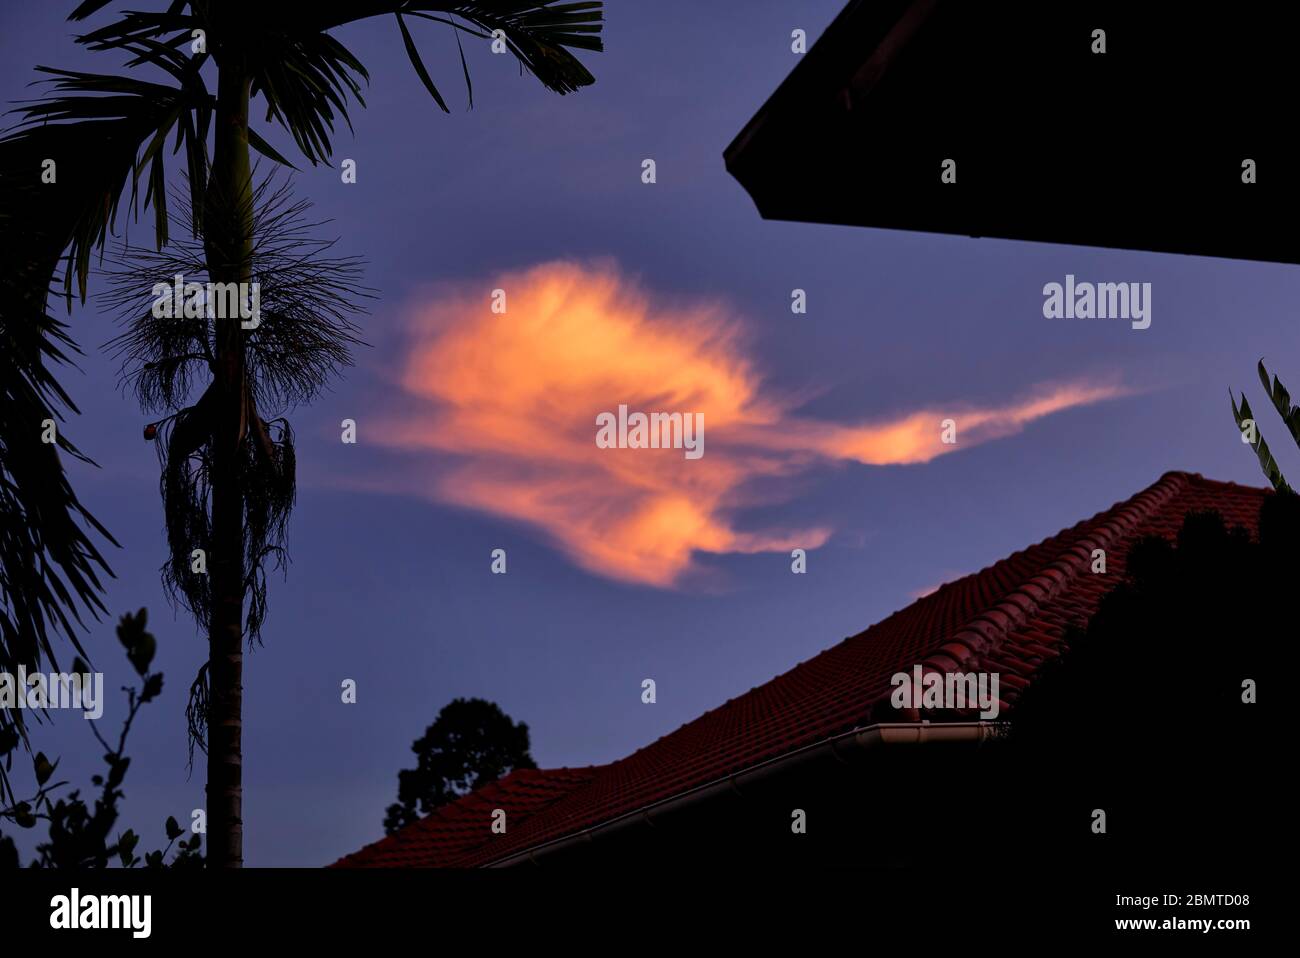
[384,698,536,834]
[1,0,602,866]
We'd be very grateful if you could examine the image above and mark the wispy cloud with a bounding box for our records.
[367,261,1129,587]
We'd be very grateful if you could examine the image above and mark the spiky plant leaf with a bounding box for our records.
[1256,358,1300,449]
[1230,390,1291,492]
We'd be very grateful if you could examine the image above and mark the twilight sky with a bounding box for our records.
[4,1,1299,866]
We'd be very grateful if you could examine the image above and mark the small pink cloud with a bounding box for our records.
[366,261,1130,587]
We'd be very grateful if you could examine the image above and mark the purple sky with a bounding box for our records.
[4,1,1298,866]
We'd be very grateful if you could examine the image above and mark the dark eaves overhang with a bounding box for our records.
[485,720,998,867]
[724,0,1300,265]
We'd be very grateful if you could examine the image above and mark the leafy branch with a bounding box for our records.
[0,609,203,868]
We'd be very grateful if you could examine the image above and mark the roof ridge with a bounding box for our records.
[599,473,1204,764]
[335,472,1276,867]
[926,471,1191,671]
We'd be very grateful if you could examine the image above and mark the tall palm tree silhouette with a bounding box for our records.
[0,0,602,867]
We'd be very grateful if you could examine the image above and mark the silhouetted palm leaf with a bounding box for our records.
[0,54,209,800]
[1256,358,1300,449]
[1230,389,1292,493]
[72,2,603,165]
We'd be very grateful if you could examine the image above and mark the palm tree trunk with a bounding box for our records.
[204,66,254,869]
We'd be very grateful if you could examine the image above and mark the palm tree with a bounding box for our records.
[101,176,370,773]
[0,0,602,866]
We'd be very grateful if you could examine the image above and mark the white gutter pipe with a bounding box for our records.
[485,721,1000,868]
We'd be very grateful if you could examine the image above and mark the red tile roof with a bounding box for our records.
[334,471,1268,868]
[334,766,604,867]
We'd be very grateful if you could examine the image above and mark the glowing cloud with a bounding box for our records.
[370,261,1128,587]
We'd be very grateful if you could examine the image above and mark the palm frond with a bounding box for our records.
[1230,389,1291,493]
[4,64,210,299]
[0,296,117,802]
[102,176,370,412]
[0,54,213,794]
[246,30,369,166]
[98,175,369,664]
[1255,358,1300,449]
[302,3,603,89]
[381,2,603,97]
[0,69,174,796]
[69,1,602,169]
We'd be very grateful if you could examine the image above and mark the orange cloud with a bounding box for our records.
[766,379,1130,466]
[370,261,1128,587]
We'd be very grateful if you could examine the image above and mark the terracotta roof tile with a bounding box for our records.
[334,471,1269,868]
[331,766,604,867]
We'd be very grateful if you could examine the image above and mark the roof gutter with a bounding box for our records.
[485,720,999,868]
